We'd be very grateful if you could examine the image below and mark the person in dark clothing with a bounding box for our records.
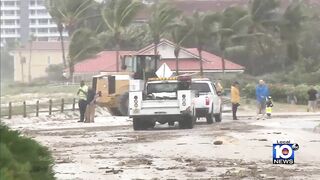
[307,86,318,112]
[85,88,100,123]
[77,81,88,122]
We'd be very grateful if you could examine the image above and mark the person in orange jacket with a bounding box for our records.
[231,81,240,120]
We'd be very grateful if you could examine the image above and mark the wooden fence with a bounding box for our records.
[1,98,78,119]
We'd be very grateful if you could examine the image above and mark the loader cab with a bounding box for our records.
[122,55,159,80]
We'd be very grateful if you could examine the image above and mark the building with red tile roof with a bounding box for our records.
[73,39,244,81]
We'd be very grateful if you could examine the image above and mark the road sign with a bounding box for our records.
[156,63,173,78]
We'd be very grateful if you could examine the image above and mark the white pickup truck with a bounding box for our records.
[191,78,223,123]
[129,76,196,130]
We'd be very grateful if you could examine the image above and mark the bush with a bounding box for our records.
[0,124,55,180]
[241,83,320,104]
[46,64,65,82]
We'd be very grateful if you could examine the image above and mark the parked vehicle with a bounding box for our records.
[129,76,196,130]
[191,78,223,123]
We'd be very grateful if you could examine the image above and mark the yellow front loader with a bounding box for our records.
[92,55,159,116]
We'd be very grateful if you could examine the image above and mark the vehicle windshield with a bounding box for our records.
[147,82,178,94]
[191,83,211,93]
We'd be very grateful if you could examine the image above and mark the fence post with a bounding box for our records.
[23,101,26,118]
[72,98,76,111]
[49,99,52,115]
[8,102,12,119]
[36,100,39,117]
[61,98,64,113]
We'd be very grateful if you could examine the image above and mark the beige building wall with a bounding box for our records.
[12,50,64,82]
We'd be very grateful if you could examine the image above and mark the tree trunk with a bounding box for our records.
[116,43,120,72]
[67,24,76,38]
[69,59,74,82]
[198,48,203,77]
[154,43,158,69]
[174,47,180,75]
[58,23,67,68]
[221,50,226,75]
[28,41,32,83]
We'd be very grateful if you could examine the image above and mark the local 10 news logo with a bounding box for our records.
[273,140,299,164]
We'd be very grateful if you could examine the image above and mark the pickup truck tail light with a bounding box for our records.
[205,97,210,106]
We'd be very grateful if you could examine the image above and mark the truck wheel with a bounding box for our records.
[214,111,222,123]
[206,108,214,124]
[133,118,143,130]
[179,115,194,129]
[214,113,222,122]
[118,92,129,116]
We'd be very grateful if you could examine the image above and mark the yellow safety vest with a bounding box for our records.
[78,85,88,100]
[266,107,272,114]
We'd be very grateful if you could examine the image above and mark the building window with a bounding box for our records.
[4,10,15,15]
[4,20,16,25]
[30,1,36,6]
[37,0,45,6]
[4,1,15,6]
[38,28,48,33]
[30,10,36,15]
[31,28,37,33]
[30,19,36,24]
[38,19,48,24]
[37,9,48,15]
[5,29,16,34]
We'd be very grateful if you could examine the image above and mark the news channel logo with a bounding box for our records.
[273,140,299,164]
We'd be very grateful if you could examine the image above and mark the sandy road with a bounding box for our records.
[5,114,320,180]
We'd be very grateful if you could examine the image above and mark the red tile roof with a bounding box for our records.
[74,51,134,73]
[161,48,244,71]
[74,45,244,74]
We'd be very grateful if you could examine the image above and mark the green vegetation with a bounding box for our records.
[0,124,55,180]
[242,83,320,104]
[42,0,320,84]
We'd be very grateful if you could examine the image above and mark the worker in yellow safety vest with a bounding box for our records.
[231,81,240,120]
[77,80,88,122]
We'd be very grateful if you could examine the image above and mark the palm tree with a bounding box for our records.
[47,0,96,36]
[102,0,142,72]
[101,0,142,72]
[170,17,191,75]
[46,0,96,75]
[279,1,306,66]
[186,11,218,76]
[28,34,35,83]
[69,28,102,81]
[148,2,180,69]
[98,24,151,51]
[211,7,247,74]
[226,0,280,74]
